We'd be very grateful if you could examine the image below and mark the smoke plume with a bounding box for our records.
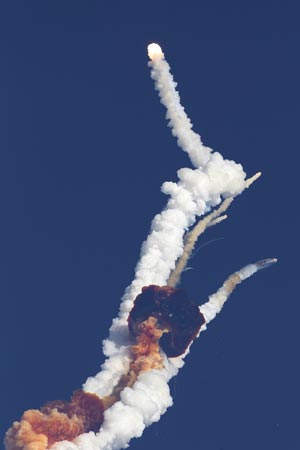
[5,43,276,450]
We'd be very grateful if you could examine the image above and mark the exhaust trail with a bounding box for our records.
[4,44,276,450]
[200,258,278,325]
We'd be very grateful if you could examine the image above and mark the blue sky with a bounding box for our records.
[1,2,299,449]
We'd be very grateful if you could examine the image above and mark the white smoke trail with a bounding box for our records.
[199,258,278,326]
[51,44,272,450]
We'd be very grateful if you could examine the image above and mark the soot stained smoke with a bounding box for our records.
[128,285,205,357]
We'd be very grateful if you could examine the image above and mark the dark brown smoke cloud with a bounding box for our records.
[128,285,205,357]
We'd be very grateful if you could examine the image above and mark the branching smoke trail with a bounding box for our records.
[167,172,262,288]
[208,214,227,227]
[167,196,234,288]
[5,43,276,450]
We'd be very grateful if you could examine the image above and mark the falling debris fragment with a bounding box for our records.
[5,43,276,450]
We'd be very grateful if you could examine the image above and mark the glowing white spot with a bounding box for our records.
[147,43,164,61]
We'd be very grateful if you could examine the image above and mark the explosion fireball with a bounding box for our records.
[5,43,276,450]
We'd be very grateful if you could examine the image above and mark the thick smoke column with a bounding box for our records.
[5,43,276,450]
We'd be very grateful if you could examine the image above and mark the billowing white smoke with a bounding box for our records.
[52,44,262,450]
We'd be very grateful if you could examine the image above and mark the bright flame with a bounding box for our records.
[147,43,164,61]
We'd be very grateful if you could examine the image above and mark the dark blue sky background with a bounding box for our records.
[1,2,299,450]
